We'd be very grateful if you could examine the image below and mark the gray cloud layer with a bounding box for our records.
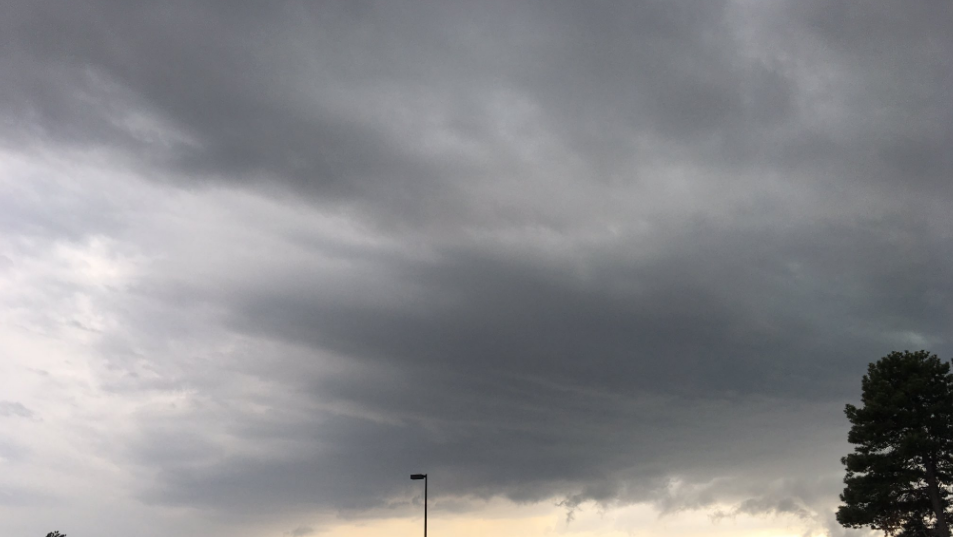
[2,1,952,535]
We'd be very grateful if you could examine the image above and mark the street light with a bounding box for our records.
[410,473,427,537]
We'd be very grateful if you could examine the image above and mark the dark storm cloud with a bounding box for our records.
[3,0,950,192]
[1,0,801,211]
[5,0,953,531]
[231,215,952,400]
[4,0,950,230]
[125,209,949,516]
[137,380,844,515]
[766,0,953,190]
[2,1,453,207]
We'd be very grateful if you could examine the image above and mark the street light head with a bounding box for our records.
[410,474,427,480]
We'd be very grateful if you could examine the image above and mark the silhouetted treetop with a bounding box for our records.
[837,350,953,537]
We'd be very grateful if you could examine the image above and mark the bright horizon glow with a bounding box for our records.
[265,498,831,537]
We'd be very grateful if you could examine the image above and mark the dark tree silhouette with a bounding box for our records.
[45,532,66,537]
[837,350,953,537]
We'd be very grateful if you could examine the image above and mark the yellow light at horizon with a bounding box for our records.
[270,498,828,537]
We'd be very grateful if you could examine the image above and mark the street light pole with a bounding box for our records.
[410,473,427,537]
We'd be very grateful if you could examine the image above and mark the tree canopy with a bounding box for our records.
[837,350,953,537]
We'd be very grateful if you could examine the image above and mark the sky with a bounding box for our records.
[1,1,952,536]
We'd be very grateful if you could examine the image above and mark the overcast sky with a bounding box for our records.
[1,1,952,536]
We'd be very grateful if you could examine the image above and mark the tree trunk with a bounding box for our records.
[925,458,950,537]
